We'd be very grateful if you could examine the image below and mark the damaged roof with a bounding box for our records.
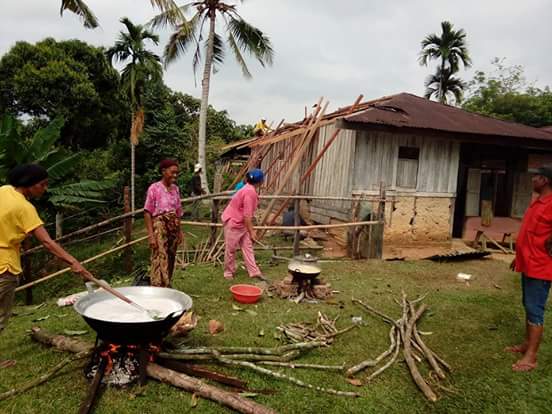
[343,93,552,141]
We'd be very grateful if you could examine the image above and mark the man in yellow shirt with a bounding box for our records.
[1,165,92,366]
[253,119,271,137]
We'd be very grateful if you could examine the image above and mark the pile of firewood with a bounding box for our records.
[348,293,452,402]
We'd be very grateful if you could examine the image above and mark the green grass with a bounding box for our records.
[2,254,551,413]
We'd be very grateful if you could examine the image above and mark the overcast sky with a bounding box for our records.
[1,1,551,125]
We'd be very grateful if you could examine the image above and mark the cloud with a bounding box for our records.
[1,0,551,125]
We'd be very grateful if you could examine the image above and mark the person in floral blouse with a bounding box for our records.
[144,159,183,287]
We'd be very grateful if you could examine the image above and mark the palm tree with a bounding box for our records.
[424,66,465,104]
[151,1,274,192]
[107,18,162,212]
[419,21,471,104]
[59,1,182,29]
[59,0,98,28]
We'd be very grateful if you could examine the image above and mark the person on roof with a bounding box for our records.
[253,119,271,137]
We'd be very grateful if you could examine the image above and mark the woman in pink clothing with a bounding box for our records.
[222,169,265,280]
[144,159,183,287]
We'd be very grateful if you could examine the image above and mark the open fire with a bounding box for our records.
[85,340,161,386]
[273,273,332,302]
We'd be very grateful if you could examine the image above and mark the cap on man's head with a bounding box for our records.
[194,163,202,173]
[529,164,552,181]
[246,168,264,184]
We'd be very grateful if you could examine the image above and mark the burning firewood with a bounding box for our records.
[29,328,277,414]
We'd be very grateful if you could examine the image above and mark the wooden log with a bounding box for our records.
[30,329,277,414]
[214,353,359,398]
[403,304,438,402]
[346,326,396,377]
[78,355,107,414]
[157,359,248,389]
[409,303,446,380]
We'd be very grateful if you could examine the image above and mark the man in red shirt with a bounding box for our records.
[507,165,552,372]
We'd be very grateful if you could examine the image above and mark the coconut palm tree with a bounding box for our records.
[419,21,471,104]
[107,18,162,212]
[59,0,182,29]
[424,66,466,104]
[151,1,274,192]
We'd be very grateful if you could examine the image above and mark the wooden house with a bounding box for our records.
[246,93,552,243]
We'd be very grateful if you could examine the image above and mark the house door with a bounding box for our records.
[465,168,510,217]
[465,168,481,216]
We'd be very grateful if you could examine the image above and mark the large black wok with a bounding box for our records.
[74,286,192,344]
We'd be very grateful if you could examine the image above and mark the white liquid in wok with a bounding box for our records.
[288,263,320,274]
[84,296,181,322]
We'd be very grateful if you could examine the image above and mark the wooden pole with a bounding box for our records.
[208,198,219,247]
[21,238,33,305]
[123,186,133,274]
[293,199,301,256]
[15,235,149,292]
[55,212,63,239]
[180,220,378,231]
[258,95,362,232]
[259,100,329,230]
[21,191,234,256]
[368,183,386,259]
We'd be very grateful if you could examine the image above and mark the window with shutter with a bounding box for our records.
[396,146,419,189]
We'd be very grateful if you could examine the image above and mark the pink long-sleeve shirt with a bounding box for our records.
[144,181,182,217]
[221,183,258,228]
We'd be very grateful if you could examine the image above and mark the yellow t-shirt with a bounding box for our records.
[0,185,43,275]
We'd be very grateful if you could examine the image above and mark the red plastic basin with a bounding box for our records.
[230,284,263,304]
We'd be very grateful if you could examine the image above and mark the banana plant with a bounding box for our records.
[0,114,115,209]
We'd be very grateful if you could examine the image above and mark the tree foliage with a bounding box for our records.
[0,114,115,209]
[462,58,552,127]
[0,38,127,149]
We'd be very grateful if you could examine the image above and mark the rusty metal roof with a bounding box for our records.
[344,93,552,141]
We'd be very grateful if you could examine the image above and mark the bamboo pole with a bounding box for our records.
[15,235,149,292]
[179,220,379,231]
[213,195,392,202]
[22,191,234,256]
[258,100,329,230]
